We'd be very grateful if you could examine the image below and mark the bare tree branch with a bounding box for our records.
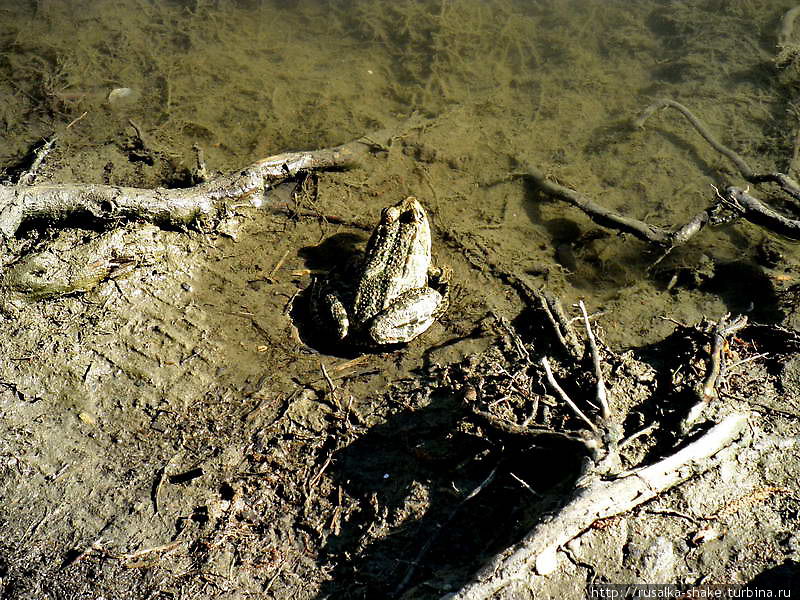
[523,100,800,247]
[521,161,700,247]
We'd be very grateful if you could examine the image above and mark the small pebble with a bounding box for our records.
[107,87,141,107]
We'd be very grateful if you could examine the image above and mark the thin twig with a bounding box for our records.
[469,405,588,444]
[681,314,748,433]
[701,314,748,400]
[117,541,182,561]
[16,136,57,186]
[535,290,582,359]
[509,472,539,496]
[494,313,530,362]
[578,300,609,421]
[723,352,769,374]
[540,357,598,435]
[65,111,87,130]
[618,422,658,452]
[320,363,337,397]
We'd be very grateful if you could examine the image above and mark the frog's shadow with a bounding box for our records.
[299,232,366,273]
[295,233,408,357]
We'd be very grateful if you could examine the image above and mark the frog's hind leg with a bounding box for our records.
[310,280,350,341]
[367,287,444,345]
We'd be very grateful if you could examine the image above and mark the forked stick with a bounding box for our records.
[636,98,800,201]
[524,99,800,246]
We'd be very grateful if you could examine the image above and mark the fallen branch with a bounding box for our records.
[442,304,756,599]
[442,413,748,600]
[723,185,800,240]
[521,161,710,247]
[522,160,716,248]
[0,117,423,240]
[523,99,800,249]
[635,98,800,201]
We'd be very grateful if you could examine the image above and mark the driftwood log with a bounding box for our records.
[0,117,424,242]
[0,148,352,239]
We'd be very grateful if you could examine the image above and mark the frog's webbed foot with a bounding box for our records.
[367,287,445,345]
[427,263,449,281]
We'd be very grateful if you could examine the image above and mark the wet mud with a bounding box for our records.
[1,1,800,598]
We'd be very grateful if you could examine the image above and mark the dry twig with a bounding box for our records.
[681,313,749,432]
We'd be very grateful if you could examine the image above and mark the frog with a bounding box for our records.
[310,196,449,347]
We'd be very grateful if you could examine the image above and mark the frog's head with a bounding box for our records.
[361,195,432,286]
[380,196,426,228]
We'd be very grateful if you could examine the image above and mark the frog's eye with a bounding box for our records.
[383,206,401,223]
[399,208,419,224]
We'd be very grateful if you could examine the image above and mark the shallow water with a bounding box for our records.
[3,0,797,347]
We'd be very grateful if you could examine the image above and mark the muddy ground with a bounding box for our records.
[1,0,800,598]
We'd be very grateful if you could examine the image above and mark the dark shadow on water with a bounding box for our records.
[703,260,783,324]
[314,389,584,599]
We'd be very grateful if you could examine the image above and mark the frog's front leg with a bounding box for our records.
[367,287,446,345]
[310,279,350,341]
